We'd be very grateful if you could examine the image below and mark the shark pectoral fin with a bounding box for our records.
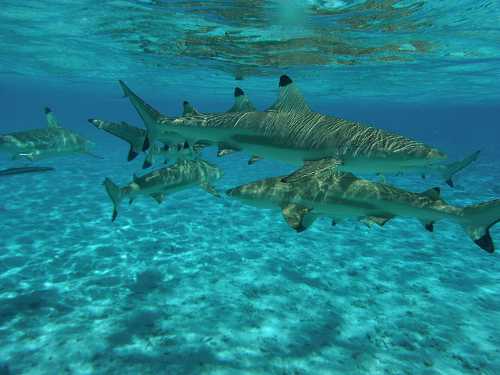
[201,181,220,198]
[127,146,139,161]
[150,193,165,204]
[129,198,135,205]
[361,215,393,228]
[419,220,435,232]
[281,204,315,232]
[248,155,263,165]
[267,75,311,113]
[217,143,239,157]
[282,158,343,183]
[445,178,454,188]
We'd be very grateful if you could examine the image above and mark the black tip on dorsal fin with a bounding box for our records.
[183,141,189,149]
[44,107,51,114]
[183,100,189,105]
[425,222,434,232]
[279,75,293,87]
[234,87,244,97]
[446,178,454,187]
[112,209,118,222]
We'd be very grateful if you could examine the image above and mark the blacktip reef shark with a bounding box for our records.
[103,159,222,221]
[0,166,54,177]
[0,108,97,161]
[118,75,447,183]
[89,87,254,168]
[88,118,203,168]
[226,173,500,253]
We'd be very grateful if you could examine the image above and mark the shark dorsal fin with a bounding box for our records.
[45,107,61,128]
[421,187,441,200]
[182,101,201,116]
[267,75,311,113]
[227,87,256,113]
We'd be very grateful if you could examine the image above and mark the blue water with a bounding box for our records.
[1,1,500,374]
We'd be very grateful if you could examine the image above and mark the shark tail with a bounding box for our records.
[461,199,500,253]
[442,150,480,187]
[118,80,162,152]
[103,178,123,222]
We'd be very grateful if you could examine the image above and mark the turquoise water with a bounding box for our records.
[1,1,500,374]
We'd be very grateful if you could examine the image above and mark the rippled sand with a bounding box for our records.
[0,148,499,375]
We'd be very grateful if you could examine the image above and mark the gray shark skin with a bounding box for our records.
[103,159,222,221]
[118,76,446,181]
[226,173,500,253]
[0,108,94,161]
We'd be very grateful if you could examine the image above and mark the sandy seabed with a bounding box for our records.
[0,148,499,375]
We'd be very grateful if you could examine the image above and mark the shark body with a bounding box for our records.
[226,173,500,253]
[0,108,94,161]
[0,166,54,177]
[103,159,222,221]
[119,75,446,181]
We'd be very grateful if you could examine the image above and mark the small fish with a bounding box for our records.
[0,166,54,177]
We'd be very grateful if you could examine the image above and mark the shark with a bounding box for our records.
[89,86,255,168]
[88,118,203,167]
[0,166,54,177]
[226,173,500,253]
[118,75,447,182]
[0,108,96,161]
[103,159,222,221]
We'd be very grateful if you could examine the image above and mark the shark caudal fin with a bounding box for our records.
[441,150,481,187]
[461,199,500,253]
[103,178,123,222]
[118,80,162,152]
[44,107,61,128]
